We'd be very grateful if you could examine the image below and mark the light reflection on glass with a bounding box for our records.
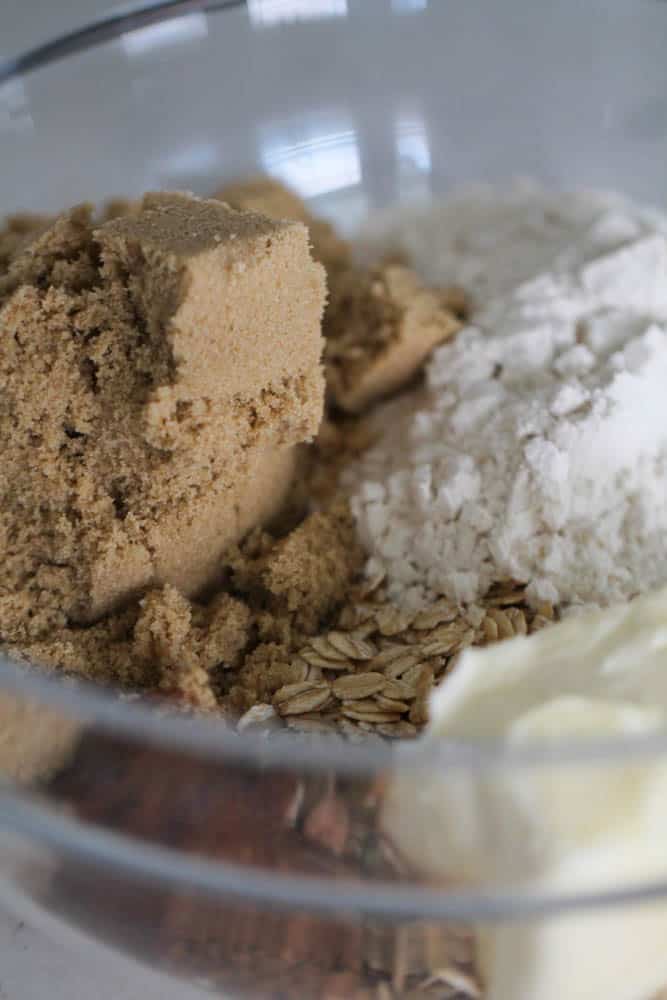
[392,0,428,12]
[0,80,33,135]
[248,0,348,26]
[260,125,361,199]
[396,114,432,174]
[121,13,208,57]
[159,143,221,178]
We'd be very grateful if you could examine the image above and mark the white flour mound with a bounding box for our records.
[347,184,667,609]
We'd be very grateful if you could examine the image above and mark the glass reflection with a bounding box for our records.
[160,143,221,177]
[0,79,33,136]
[248,0,348,26]
[121,13,208,57]
[392,0,428,12]
[395,111,432,199]
[396,113,431,174]
[260,122,361,199]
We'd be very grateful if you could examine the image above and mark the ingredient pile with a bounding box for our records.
[4,178,667,1000]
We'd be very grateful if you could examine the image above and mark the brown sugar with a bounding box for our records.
[0,690,81,785]
[216,175,352,277]
[133,585,252,710]
[324,264,463,414]
[229,499,365,635]
[0,192,326,636]
[0,185,528,1000]
[134,445,298,606]
[215,179,465,415]
[0,212,54,275]
[10,607,151,689]
[5,494,362,713]
[0,186,487,748]
[0,201,137,278]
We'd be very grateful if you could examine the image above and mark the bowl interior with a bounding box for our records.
[2,0,667,221]
[3,0,667,766]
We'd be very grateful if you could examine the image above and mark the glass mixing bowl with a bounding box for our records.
[3,2,667,997]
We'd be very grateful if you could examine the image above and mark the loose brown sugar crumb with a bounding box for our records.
[0,200,137,278]
[133,586,252,710]
[10,608,151,689]
[246,499,365,632]
[4,494,366,713]
[324,264,464,414]
[191,592,253,670]
[133,586,194,667]
[0,212,53,275]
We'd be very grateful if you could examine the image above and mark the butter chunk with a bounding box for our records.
[0,193,325,634]
[324,265,462,413]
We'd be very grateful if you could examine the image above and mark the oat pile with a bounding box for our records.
[235,575,554,743]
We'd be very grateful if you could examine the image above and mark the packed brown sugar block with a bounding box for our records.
[323,264,463,414]
[141,445,298,601]
[216,176,352,277]
[83,445,298,626]
[0,193,326,636]
[105,191,326,406]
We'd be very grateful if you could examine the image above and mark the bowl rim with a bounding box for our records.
[6,622,667,774]
[3,0,667,781]
[0,0,247,86]
[5,779,667,920]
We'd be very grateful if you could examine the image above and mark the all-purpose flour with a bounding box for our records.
[347,184,667,608]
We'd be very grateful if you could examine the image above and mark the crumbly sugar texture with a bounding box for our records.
[0,200,137,276]
[215,176,352,277]
[0,213,52,273]
[0,192,325,638]
[324,263,463,413]
[228,498,365,635]
[348,184,667,609]
[0,691,81,785]
[11,498,369,720]
[133,585,253,710]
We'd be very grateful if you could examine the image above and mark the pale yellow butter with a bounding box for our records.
[383,587,667,1000]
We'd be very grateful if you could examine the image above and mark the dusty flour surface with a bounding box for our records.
[349,184,667,609]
